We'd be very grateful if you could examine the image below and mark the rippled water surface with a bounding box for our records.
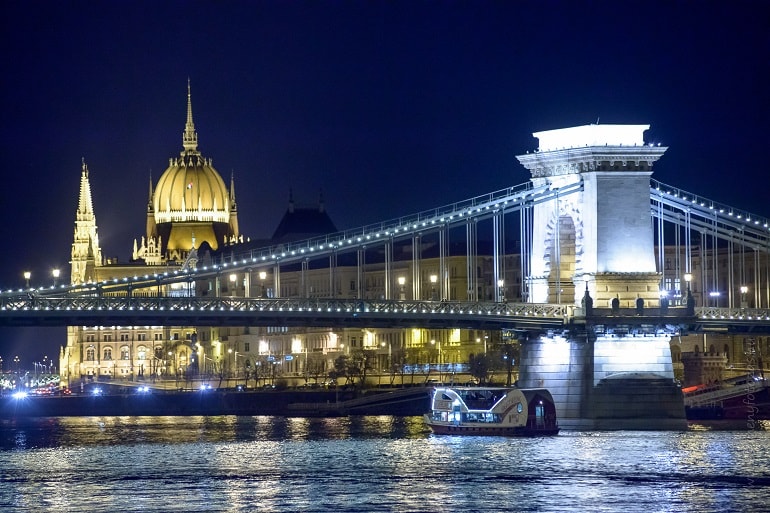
[1,416,769,512]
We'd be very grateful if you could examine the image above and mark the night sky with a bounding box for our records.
[1,1,768,363]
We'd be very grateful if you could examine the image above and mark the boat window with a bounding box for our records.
[516,402,523,413]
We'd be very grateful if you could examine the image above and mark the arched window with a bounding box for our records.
[103,347,113,360]
[709,344,716,355]
[723,344,730,362]
[154,346,163,360]
[137,345,147,360]
[121,346,130,360]
[693,345,700,354]
[86,346,95,361]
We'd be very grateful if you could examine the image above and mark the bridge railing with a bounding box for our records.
[695,306,770,321]
[0,295,572,322]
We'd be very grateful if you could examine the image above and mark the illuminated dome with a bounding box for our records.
[154,155,229,222]
[145,83,238,257]
[154,84,230,223]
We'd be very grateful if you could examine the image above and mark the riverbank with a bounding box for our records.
[0,386,432,419]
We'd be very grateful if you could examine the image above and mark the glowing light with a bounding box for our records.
[533,124,650,151]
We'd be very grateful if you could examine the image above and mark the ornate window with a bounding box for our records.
[86,346,95,361]
[121,346,130,360]
[103,347,113,360]
[137,346,148,360]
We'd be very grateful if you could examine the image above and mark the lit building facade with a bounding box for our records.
[59,86,513,387]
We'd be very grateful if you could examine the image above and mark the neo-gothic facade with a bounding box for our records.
[59,87,516,387]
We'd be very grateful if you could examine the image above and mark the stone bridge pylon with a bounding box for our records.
[516,124,667,308]
[515,124,686,430]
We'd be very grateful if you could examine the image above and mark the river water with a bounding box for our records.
[0,416,768,513]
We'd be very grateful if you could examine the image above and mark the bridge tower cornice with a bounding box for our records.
[516,145,668,179]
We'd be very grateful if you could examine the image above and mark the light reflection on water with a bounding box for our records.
[0,416,768,513]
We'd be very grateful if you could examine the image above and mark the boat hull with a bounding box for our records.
[425,418,559,436]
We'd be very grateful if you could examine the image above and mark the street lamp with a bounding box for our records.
[52,268,60,288]
[23,271,31,288]
[430,274,438,301]
[229,273,237,296]
[380,341,392,373]
[684,273,694,314]
[398,276,406,300]
[430,339,441,380]
[740,285,748,309]
[259,271,267,298]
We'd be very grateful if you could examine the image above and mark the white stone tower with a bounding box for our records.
[516,124,667,307]
[70,159,102,285]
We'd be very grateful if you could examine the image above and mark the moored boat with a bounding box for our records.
[424,386,559,436]
[683,374,770,421]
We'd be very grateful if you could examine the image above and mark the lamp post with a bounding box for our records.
[740,285,748,309]
[23,271,31,289]
[259,271,267,298]
[380,341,392,373]
[52,268,60,288]
[228,348,233,374]
[229,273,237,296]
[430,274,438,301]
[431,339,441,381]
[684,273,694,315]
[398,276,406,300]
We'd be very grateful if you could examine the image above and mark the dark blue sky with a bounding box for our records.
[1,1,768,362]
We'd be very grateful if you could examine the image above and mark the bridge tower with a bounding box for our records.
[516,124,686,429]
[516,124,667,307]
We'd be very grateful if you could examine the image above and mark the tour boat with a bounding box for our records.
[424,386,559,436]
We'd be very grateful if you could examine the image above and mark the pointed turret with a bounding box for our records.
[229,171,237,209]
[71,159,102,284]
[146,172,156,242]
[228,170,239,241]
[182,78,199,155]
[77,158,94,219]
[147,172,154,211]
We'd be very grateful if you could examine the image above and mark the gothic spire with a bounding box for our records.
[229,170,237,209]
[77,158,94,217]
[147,172,154,212]
[182,78,199,154]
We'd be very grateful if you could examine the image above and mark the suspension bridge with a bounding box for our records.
[1,123,768,429]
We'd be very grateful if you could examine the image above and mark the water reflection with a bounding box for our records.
[1,418,768,513]
[0,415,429,450]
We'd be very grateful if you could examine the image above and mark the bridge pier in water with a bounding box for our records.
[518,329,687,430]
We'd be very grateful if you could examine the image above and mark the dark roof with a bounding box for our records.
[271,205,338,243]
